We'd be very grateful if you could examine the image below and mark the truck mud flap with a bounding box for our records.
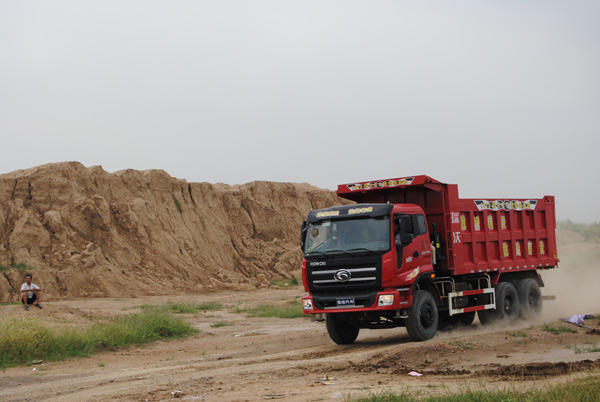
[448,288,495,316]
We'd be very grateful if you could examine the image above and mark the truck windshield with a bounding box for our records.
[304,216,390,255]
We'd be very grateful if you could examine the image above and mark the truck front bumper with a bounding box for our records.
[302,290,412,314]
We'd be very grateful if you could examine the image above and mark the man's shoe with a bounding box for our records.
[24,305,29,310]
[35,304,42,309]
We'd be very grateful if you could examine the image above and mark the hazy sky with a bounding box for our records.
[1,1,598,222]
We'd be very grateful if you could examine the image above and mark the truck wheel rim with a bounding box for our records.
[420,304,434,328]
[504,297,514,314]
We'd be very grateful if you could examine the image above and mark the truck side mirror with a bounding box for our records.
[400,233,414,246]
[300,221,308,250]
[395,214,415,246]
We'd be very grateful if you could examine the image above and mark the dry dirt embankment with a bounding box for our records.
[0,162,347,302]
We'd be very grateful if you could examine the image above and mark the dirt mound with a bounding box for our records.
[0,162,347,302]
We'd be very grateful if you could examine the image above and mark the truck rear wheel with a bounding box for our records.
[478,282,520,324]
[517,278,542,320]
[406,290,438,341]
[325,313,359,345]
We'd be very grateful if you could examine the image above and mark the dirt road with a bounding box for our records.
[1,288,599,402]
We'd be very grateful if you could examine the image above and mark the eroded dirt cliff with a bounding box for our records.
[0,162,346,302]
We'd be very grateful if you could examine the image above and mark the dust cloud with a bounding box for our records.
[540,235,600,322]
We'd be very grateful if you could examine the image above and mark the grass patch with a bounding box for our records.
[239,300,304,319]
[196,302,224,311]
[510,331,527,337]
[0,263,35,273]
[447,341,474,350]
[350,374,600,401]
[269,278,299,288]
[542,323,578,334]
[210,322,234,328]
[0,310,197,370]
[558,220,600,243]
[570,343,600,354]
[139,302,223,314]
[12,263,32,272]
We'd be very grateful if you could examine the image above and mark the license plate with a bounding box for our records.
[336,297,355,307]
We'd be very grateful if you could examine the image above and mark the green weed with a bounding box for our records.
[171,194,182,213]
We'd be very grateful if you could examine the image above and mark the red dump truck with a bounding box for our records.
[301,175,558,344]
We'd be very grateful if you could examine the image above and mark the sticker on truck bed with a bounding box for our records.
[474,200,538,211]
[346,177,414,191]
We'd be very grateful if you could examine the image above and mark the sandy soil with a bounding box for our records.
[1,288,599,402]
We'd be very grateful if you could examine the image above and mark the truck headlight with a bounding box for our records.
[378,294,395,306]
[303,298,314,310]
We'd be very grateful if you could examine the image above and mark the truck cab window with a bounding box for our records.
[415,214,427,236]
[304,216,391,254]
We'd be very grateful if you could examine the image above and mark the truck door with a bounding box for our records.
[394,214,431,274]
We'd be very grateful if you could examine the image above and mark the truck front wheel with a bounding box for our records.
[517,278,542,320]
[325,313,360,345]
[406,290,438,341]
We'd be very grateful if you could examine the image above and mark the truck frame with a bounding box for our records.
[301,175,558,344]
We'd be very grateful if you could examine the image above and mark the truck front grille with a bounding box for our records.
[307,257,382,292]
[311,267,377,284]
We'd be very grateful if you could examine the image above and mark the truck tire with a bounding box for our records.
[478,282,520,325]
[517,278,542,320]
[325,313,359,345]
[406,290,438,341]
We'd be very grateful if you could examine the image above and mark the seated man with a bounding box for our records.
[21,273,42,310]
